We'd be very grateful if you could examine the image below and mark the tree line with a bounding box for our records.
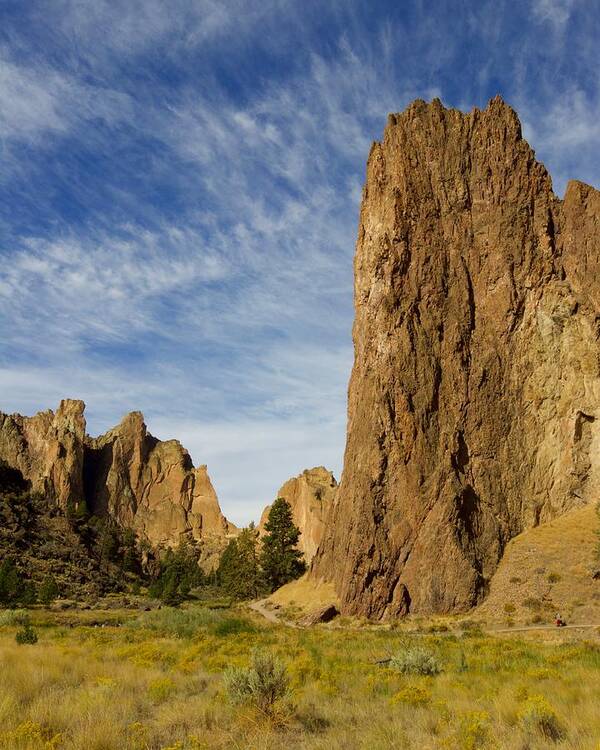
[217,497,306,600]
[0,473,305,607]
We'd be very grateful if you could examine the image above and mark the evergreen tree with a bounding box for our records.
[217,525,262,600]
[149,541,204,605]
[259,498,305,592]
[38,574,60,605]
[19,580,37,606]
[120,528,139,574]
[0,558,35,606]
[0,559,22,605]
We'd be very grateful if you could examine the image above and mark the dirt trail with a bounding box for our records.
[490,624,598,634]
[248,599,300,628]
[249,600,599,636]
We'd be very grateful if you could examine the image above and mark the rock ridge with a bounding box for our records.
[0,400,236,562]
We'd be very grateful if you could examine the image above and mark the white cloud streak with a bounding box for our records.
[531,0,576,28]
[0,58,132,144]
[2,0,600,523]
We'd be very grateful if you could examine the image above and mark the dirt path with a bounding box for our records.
[249,600,599,637]
[248,599,300,628]
[490,624,599,634]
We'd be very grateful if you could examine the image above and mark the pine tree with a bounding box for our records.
[259,498,305,592]
[217,525,262,600]
[38,574,60,605]
[0,558,22,605]
[149,541,204,605]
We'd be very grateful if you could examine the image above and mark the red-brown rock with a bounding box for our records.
[312,97,600,618]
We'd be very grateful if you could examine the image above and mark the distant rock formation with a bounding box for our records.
[312,97,600,618]
[0,399,86,512]
[258,467,337,564]
[0,400,236,565]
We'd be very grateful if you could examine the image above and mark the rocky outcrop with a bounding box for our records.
[299,604,339,627]
[312,97,600,618]
[0,401,235,562]
[258,467,337,564]
[0,400,86,512]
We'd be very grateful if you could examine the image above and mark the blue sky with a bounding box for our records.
[1,0,599,525]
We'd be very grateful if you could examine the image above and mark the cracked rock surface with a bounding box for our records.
[312,97,600,618]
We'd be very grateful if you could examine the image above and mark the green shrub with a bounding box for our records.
[15,620,38,645]
[0,608,29,626]
[518,695,565,741]
[224,649,289,714]
[390,646,441,676]
[503,602,516,614]
[38,575,60,605]
[547,572,561,584]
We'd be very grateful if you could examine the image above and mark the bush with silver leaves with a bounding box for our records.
[224,649,289,714]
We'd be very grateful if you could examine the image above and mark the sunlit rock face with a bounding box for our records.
[312,97,600,618]
[0,399,87,512]
[258,467,338,564]
[0,401,236,565]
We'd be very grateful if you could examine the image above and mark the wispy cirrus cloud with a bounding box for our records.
[1,0,599,524]
[0,58,132,144]
[531,0,576,28]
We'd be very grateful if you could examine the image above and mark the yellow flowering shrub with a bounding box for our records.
[390,684,431,706]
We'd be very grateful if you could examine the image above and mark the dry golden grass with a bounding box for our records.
[266,576,339,614]
[0,602,598,749]
[477,504,600,626]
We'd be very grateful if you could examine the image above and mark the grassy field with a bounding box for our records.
[0,604,599,750]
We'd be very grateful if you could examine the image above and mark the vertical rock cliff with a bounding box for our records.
[0,401,236,561]
[312,97,600,618]
[0,400,87,512]
[258,467,337,564]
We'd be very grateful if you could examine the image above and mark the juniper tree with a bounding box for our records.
[38,574,60,605]
[149,541,203,605]
[0,559,22,605]
[217,524,262,600]
[259,498,305,592]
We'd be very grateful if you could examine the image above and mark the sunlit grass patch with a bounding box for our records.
[0,605,597,749]
[517,694,566,742]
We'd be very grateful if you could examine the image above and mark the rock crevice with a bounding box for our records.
[312,97,600,618]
